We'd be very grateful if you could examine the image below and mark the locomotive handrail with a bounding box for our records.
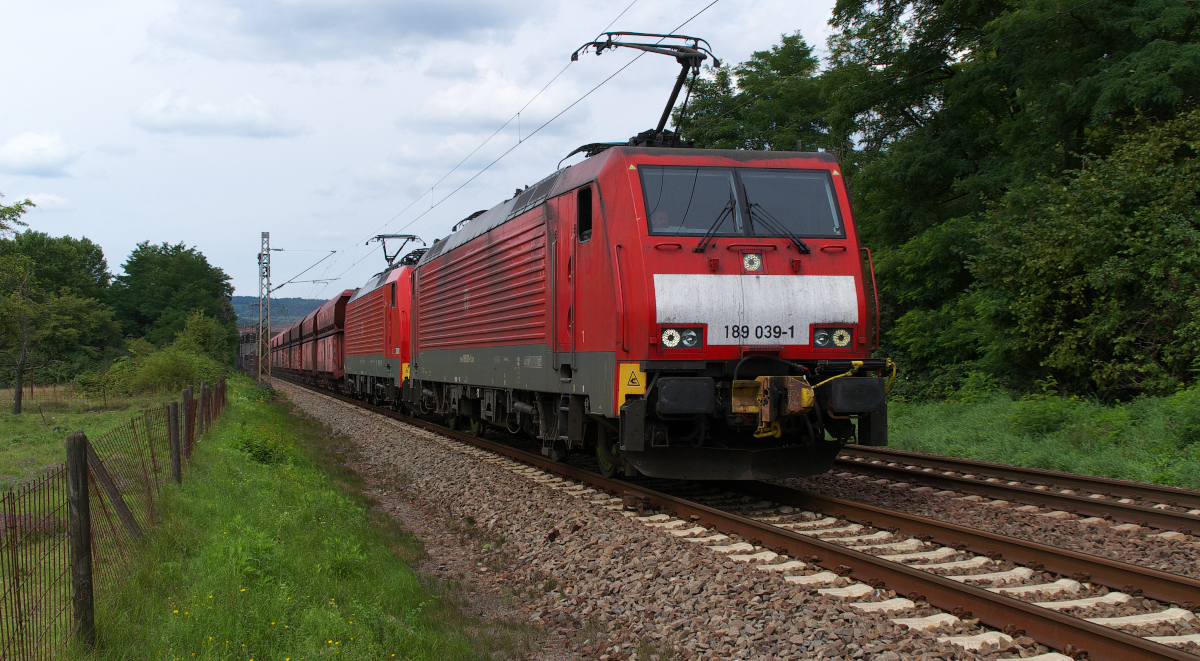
[860,247,880,352]
[614,244,628,352]
[653,243,683,251]
[820,245,847,253]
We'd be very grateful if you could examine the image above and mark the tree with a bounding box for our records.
[108,242,237,351]
[0,194,32,237]
[970,110,1200,396]
[0,231,110,300]
[172,310,238,364]
[676,33,833,153]
[678,0,1200,396]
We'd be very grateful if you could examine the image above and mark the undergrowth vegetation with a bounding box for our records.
[887,380,1200,489]
[82,376,536,660]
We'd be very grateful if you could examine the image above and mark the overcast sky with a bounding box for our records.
[1,0,836,304]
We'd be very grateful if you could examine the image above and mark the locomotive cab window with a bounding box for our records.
[641,166,743,236]
[639,166,844,238]
[390,283,396,307]
[576,186,593,242]
[740,169,843,238]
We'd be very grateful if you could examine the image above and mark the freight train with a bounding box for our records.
[271,144,892,479]
[270,33,892,480]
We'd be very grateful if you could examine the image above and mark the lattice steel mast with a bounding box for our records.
[256,232,271,386]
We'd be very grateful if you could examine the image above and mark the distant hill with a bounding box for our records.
[232,296,327,328]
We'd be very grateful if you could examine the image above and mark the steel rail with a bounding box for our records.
[285,379,1196,661]
[841,446,1200,511]
[736,481,1200,609]
[834,455,1200,532]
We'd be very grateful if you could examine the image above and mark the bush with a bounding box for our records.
[76,339,226,396]
[233,423,291,464]
[1166,385,1200,448]
[1009,378,1080,435]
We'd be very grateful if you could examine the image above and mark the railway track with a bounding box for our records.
[282,378,1200,661]
[836,446,1200,532]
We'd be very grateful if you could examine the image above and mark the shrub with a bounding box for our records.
[1009,378,1080,435]
[1166,385,1200,448]
[76,343,226,396]
[234,423,291,464]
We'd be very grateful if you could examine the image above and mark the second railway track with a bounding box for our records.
[284,378,1200,661]
[835,446,1200,532]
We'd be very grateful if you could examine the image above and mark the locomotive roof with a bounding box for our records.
[349,265,398,303]
[416,147,838,266]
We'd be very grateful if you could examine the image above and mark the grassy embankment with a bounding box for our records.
[886,380,1200,489]
[78,376,535,661]
[0,390,175,490]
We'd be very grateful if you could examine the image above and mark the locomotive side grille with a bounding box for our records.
[344,288,386,356]
[418,213,548,349]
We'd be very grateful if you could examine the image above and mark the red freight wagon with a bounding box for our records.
[313,290,353,386]
[409,146,891,479]
[300,310,317,374]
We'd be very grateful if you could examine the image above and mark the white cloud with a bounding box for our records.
[131,89,306,138]
[0,132,81,177]
[151,0,544,63]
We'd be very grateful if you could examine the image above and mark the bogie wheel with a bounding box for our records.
[597,440,619,477]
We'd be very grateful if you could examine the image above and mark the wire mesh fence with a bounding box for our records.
[0,379,228,660]
[0,383,127,413]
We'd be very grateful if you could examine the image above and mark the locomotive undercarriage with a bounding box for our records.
[396,357,888,481]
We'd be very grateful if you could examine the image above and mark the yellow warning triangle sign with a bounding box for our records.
[626,372,641,387]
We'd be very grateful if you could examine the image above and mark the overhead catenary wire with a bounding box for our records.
[312,0,721,297]
[307,0,644,299]
[270,250,336,294]
[384,0,722,236]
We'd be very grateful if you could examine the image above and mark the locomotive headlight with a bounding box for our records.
[813,328,832,347]
[680,328,700,348]
[661,328,682,348]
[832,328,853,347]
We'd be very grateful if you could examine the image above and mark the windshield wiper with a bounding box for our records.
[746,201,810,254]
[692,195,736,253]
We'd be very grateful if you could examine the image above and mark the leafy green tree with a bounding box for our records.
[0,231,110,300]
[172,310,238,364]
[679,0,1200,396]
[109,241,237,348]
[970,110,1200,396]
[676,33,833,153]
[0,194,32,237]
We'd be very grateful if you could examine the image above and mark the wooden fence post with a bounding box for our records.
[198,382,209,438]
[65,431,95,646]
[168,401,181,484]
[182,387,193,459]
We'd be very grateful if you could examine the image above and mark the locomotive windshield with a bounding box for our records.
[641,166,744,236]
[640,166,844,238]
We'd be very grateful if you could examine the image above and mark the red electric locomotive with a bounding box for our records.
[406,143,890,480]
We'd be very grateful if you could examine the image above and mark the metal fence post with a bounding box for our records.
[65,431,95,646]
[168,401,181,484]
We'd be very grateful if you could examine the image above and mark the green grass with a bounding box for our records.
[886,383,1200,489]
[78,375,536,661]
[0,391,177,490]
